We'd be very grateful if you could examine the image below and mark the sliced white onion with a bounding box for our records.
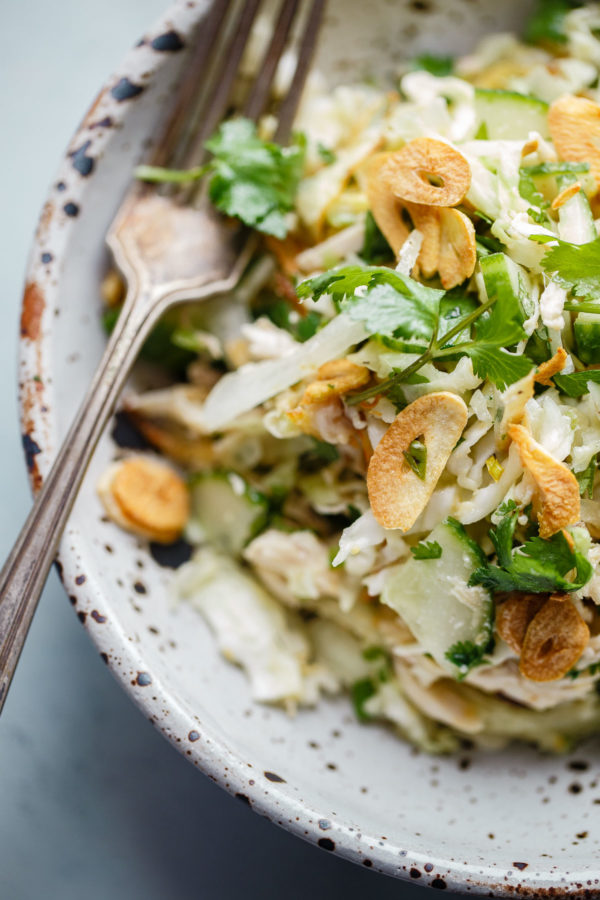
[201,313,368,431]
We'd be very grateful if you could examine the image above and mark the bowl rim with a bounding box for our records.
[16,1,600,894]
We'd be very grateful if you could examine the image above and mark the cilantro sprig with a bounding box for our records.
[445,640,487,677]
[411,540,442,560]
[469,504,593,594]
[136,117,305,238]
[538,237,600,300]
[297,262,535,402]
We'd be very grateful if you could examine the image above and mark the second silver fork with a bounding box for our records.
[0,0,325,713]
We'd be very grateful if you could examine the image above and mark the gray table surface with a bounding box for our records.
[0,3,470,897]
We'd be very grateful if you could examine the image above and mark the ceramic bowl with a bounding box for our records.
[19,0,600,894]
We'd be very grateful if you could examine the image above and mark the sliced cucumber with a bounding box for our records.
[474,89,550,141]
[574,313,600,365]
[381,518,493,677]
[480,251,534,323]
[188,471,269,555]
[557,175,596,245]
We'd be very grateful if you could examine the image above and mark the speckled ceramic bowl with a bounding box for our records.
[18,0,600,894]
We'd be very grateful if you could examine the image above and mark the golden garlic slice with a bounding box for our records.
[548,95,600,194]
[301,358,370,405]
[508,424,580,538]
[520,597,589,682]
[98,455,189,544]
[495,592,547,654]
[367,391,468,530]
[378,137,472,207]
[534,347,568,386]
[437,207,477,290]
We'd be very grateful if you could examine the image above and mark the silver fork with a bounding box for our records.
[0,0,325,713]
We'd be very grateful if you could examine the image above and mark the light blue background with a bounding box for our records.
[0,3,463,897]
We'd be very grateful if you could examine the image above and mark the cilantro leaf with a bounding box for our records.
[411,53,454,77]
[345,283,440,344]
[461,286,534,389]
[553,370,600,397]
[317,142,336,165]
[137,118,305,237]
[445,640,488,677]
[297,265,445,343]
[521,162,589,177]
[411,540,443,560]
[351,678,377,722]
[204,118,304,237]
[576,455,597,499]
[464,345,534,391]
[470,510,593,594]
[524,0,583,44]
[540,237,600,299]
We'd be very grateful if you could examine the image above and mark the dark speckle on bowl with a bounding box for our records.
[110,77,144,101]
[264,771,286,783]
[151,30,185,51]
[41,252,53,264]
[317,838,335,852]
[63,201,79,217]
[22,433,41,472]
[69,140,95,177]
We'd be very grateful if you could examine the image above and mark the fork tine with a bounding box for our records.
[275,0,325,142]
[149,0,232,168]
[243,0,300,122]
[184,0,263,163]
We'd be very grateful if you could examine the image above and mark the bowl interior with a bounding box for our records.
[21,0,600,893]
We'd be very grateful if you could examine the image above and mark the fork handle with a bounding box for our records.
[0,287,157,712]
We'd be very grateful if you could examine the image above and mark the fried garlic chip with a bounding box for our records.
[534,348,568,386]
[508,424,580,538]
[520,597,589,682]
[98,455,190,544]
[380,137,471,207]
[495,592,547,654]
[367,391,468,530]
[548,94,600,194]
[301,358,370,405]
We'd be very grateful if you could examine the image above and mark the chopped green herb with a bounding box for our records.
[470,504,593,594]
[522,161,589,177]
[137,117,305,238]
[525,0,584,45]
[576,455,597,499]
[362,645,389,662]
[403,438,427,481]
[411,540,443,560]
[317,142,336,165]
[527,206,550,226]
[410,53,454,77]
[295,311,322,342]
[445,640,488,678]
[553,370,600,397]
[351,677,377,722]
[299,438,340,473]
